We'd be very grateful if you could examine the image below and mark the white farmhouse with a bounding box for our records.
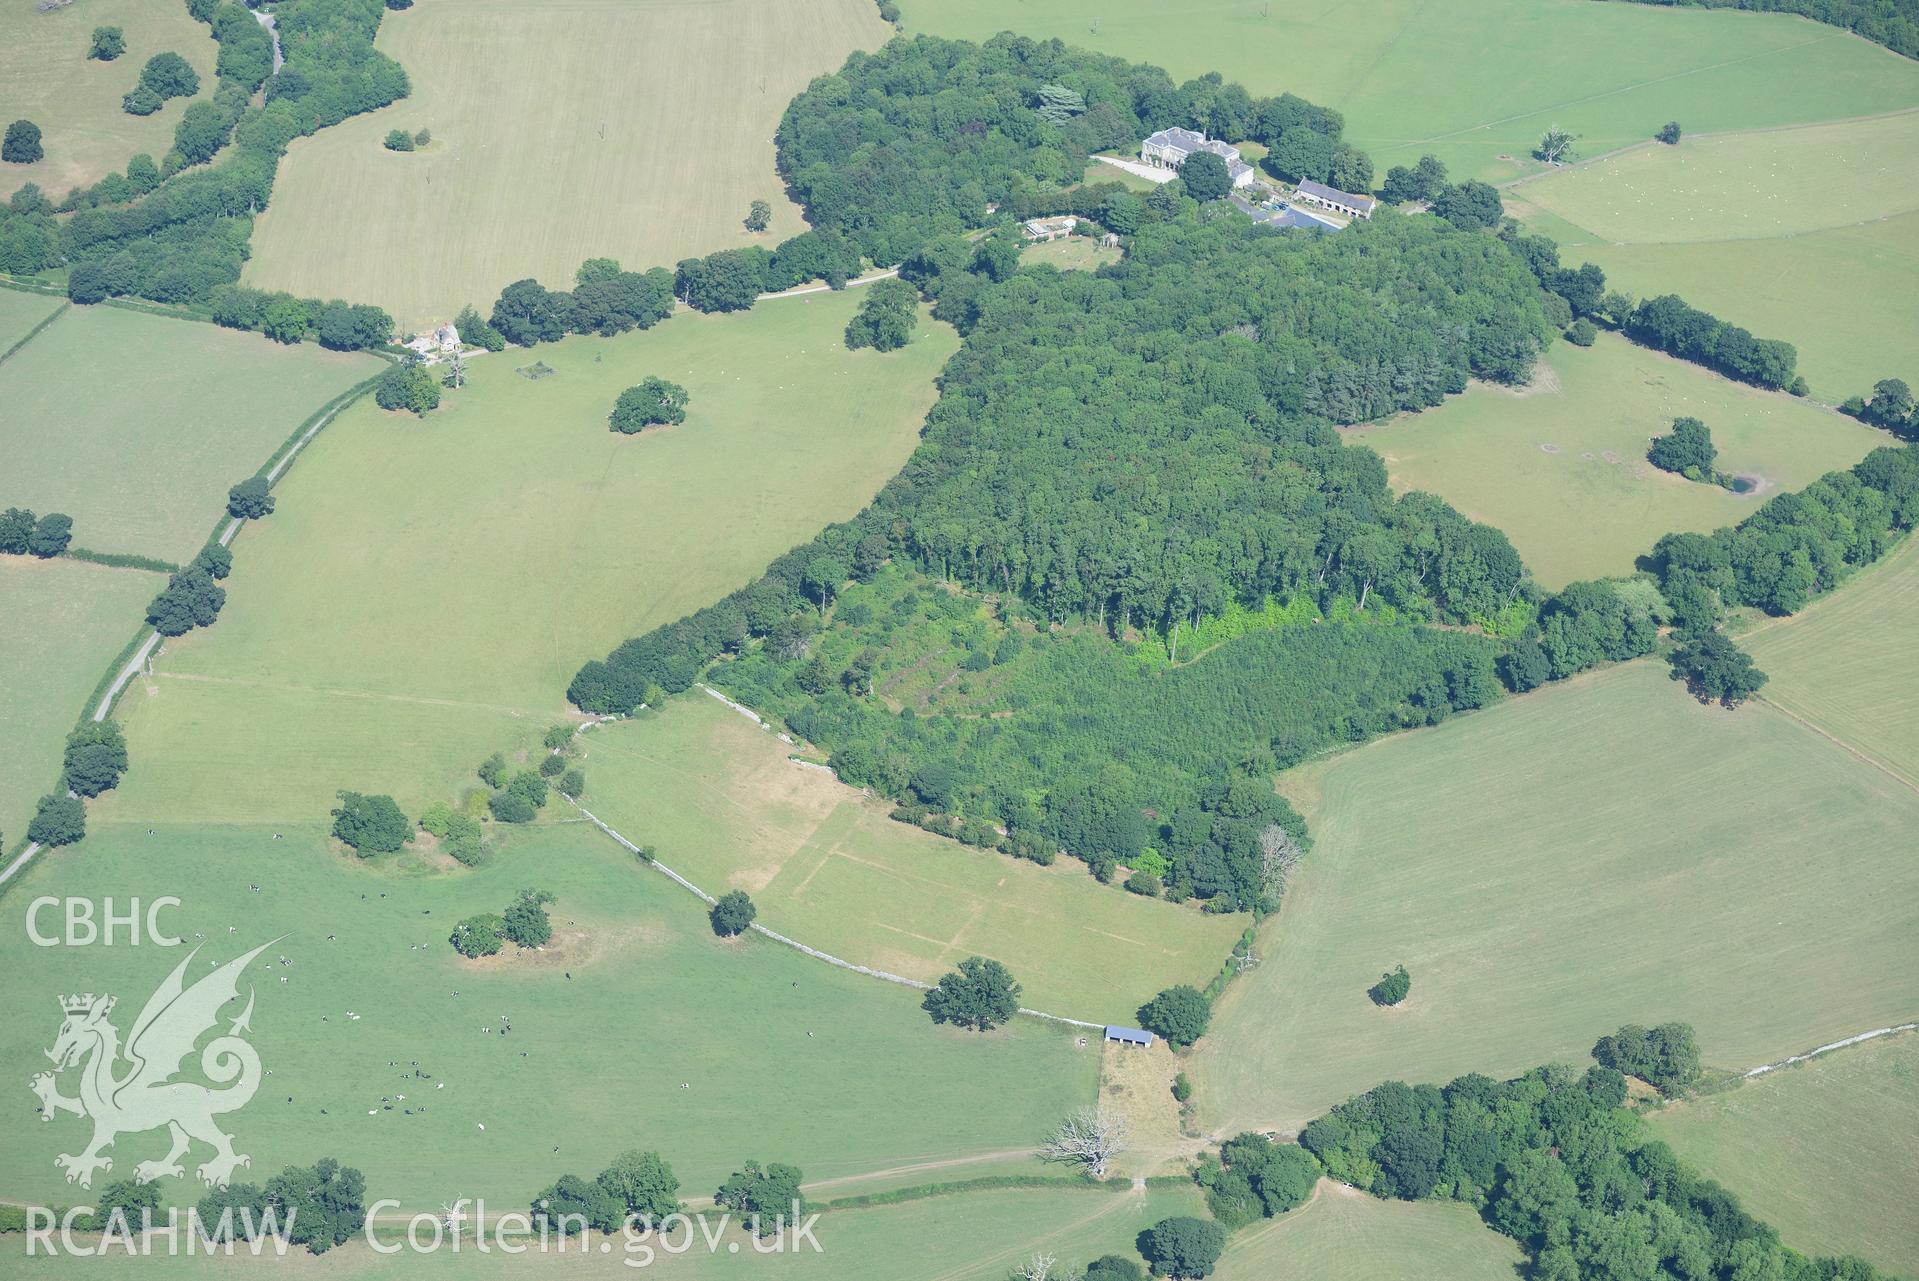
[1139,127,1255,188]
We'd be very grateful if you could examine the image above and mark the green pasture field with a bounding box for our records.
[0,306,380,562]
[1215,1181,1521,1281]
[0,289,62,355]
[1516,112,1919,245]
[0,821,1094,1215]
[0,1184,1205,1278]
[0,557,157,849]
[577,696,1243,1021]
[0,0,215,197]
[93,290,957,826]
[1520,209,1919,403]
[1191,660,1919,1135]
[897,0,1919,181]
[244,0,892,329]
[1648,1035,1919,1277]
[1346,332,1884,589]
[1742,532,1919,790]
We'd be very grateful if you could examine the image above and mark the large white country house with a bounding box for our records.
[1139,127,1255,188]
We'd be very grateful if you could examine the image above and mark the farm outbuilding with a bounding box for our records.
[1104,1024,1155,1047]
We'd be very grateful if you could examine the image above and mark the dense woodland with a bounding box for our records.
[775,34,1352,267]
[1283,1054,1901,1281]
[1599,0,1919,58]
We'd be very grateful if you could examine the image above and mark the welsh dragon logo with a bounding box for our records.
[31,940,276,1189]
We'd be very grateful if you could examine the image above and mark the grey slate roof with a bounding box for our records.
[1295,179,1377,211]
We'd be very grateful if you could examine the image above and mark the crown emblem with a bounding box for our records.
[60,994,111,1016]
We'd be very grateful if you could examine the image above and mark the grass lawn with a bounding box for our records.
[1191,660,1919,1135]
[1023,237,1124,272]
[1649,1035,1919,1276]
[577,696,1243,1022]
[0,289,63,356]
[244,0,891,329]
[898,0,1919,181]
[1742,532,1919,790]
[94,290,957,826]
[0,0,216,197]
[0,557,157,849]
[1215,1182,1521,1281]
[1346,332,1884,588]
[0,821,1095,1215]
[0,1183,1205,1278]
[0,306,380,562]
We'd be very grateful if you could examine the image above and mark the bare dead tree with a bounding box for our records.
[1042,1105,1129,1180]
[1012,1255,1056,1281]
[1258,823,1303,897]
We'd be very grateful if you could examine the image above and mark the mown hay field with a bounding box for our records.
[1648,1035,1919,1277]
[1215,1181,1522,1281]
[95,290,957,826]
[579,696,1244,1021]
[1193,661,1919,1134]
[1347,332,1884,589]
[0,305,380,562]
[244,0,893,329]
[0,557,156,849]
[1743,532,1919,790]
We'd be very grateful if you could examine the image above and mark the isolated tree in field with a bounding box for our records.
[375,363,440,416]
[27,512,71,557]
[609,378,688,433]
[1178,150,1232,202]
[122,86,163,116]
[382,129,414,152]
[28,793,86,847]
[597,1149,681,1221]
[90,26,126,60]
[744,199,772,233]
[1138,985,1211,1048]
[1534,124,1577,165]
[1369,964,1411,1006]
[1592,1022,1702,1094]
[1647,416,1718,479]
[449,912,505,957]
[1867,377,1914,430]
[330,791,411,855]
[844,277,918,352]
[0,507,34,554]
[1141,1216,1226,1279]
[714,1161,803,1234]
[709,889,756,937]
[922,955,1020,1030]
[412,128,430,147]
[1014,1254,1057,1281]
[3,120,43,165]
[1668,630,1767,709]
[228,475,275,519]
[502,888,556,948]
[1083,1257,1145,1281]
[64,721,129,797]
[1656,121,1682,145]
[1041,1105,1129,1179]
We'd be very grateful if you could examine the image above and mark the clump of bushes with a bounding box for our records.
[450,888,554,957]
[123,52,198,116]
[609,378,688,433]
[1592,1021,1702,1095]
[375,362,440,416]
[417,801,485,865]
[843,278,918,352]
[0,507,72,557]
